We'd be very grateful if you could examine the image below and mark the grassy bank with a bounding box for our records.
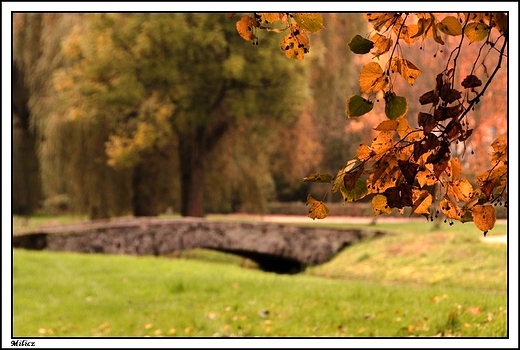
[11,215,508,337]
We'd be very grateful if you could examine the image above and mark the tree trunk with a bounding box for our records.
[178,131,206,217]
[132,160,160,217]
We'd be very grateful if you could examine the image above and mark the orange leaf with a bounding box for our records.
[356,144,374,161]
[472,205,496,232]
[236,15,257,41]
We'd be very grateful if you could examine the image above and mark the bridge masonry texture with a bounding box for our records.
[13,217,386,273]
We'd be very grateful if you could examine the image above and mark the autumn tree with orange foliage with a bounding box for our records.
[234,12,508,235]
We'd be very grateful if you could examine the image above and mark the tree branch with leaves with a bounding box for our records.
[234,12,508,235]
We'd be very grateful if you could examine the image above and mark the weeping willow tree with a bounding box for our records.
[50,13,310,217]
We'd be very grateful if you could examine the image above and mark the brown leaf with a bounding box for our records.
[398,160,419,185]
[445,119,463,140]
[418,112,436,133]
[461,74,482,88]
[384,183,413,209]
[343,163,365,190]
[419,90,439,106]
[439,87,462,103]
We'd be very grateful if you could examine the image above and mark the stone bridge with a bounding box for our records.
[12,217,386,273]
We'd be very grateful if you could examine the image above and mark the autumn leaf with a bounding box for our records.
[384,92,408,120]
[306,194,330,220]
[374,119,398,132]
[332,159,358,193]
[370,32,392,57]
[398,160,419,185]
[364,13,399,31]
[440,197,465,221]
[280,28,309,60]
[449,178,474,202]
[371,131,393,157]
[259,13,284,25]
[384,183,413,209]
[391,58,422,85]
[293,13,325,33]
[236,15,257,41]
[359,62,388,93]
[461,74,482,89]
[437,16,462,36]
[412,188,432,215]
[490,136,507,162]
[472,204,496,232]
[372,194,392,215]
[356,144,374,161]
[418,112,436,133]
[346,95,374,118]
[417,167,437,188]
[348,34,374,54]
[450,157,462,180]
[343,163,365,190]
[464,22,489,42]
[397,117,412,139]
[303,173,333,183]
[341,179,368,202]
[419,90,439,106]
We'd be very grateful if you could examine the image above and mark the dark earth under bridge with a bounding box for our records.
[13,217,386,273]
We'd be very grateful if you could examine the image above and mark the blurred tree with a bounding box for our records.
[54,13,309,217]
[13,14,134,219]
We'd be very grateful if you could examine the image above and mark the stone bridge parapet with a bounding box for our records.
[13,217,386,273]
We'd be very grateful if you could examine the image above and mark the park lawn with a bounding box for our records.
[304,221,508,291]
[13,245,507,337]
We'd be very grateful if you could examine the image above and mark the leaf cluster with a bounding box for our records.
[304,13,508,233]
[232,13,324,60]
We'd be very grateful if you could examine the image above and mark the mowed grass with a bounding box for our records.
[304,221,508,291]
[13,226,507,337]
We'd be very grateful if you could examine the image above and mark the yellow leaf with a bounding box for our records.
[450,178,474,202]
[356,144,374,161]
[440,197,465,221]
[391,58,421,85]
[370,131,393,156]
[372,194,392,216]
[472,205,496,232]
[397,116,412,139]
[464,22,489,42]
[450,157,462,180]
[303,173,333,183]
[306,194,330,220]
[437,16,462,36]
[490,136,507,162]
[370,32,392,57]
[364,13,399,31]
[412,188,432,215]
[417,168,437,188]
[259,13,284,25]
[359,62,388,93]
[374,120,399,131]
[293,13,325,33]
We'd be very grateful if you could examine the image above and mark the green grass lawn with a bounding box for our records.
[13,221,507,337]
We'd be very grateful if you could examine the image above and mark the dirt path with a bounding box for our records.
[208,214,507,245]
